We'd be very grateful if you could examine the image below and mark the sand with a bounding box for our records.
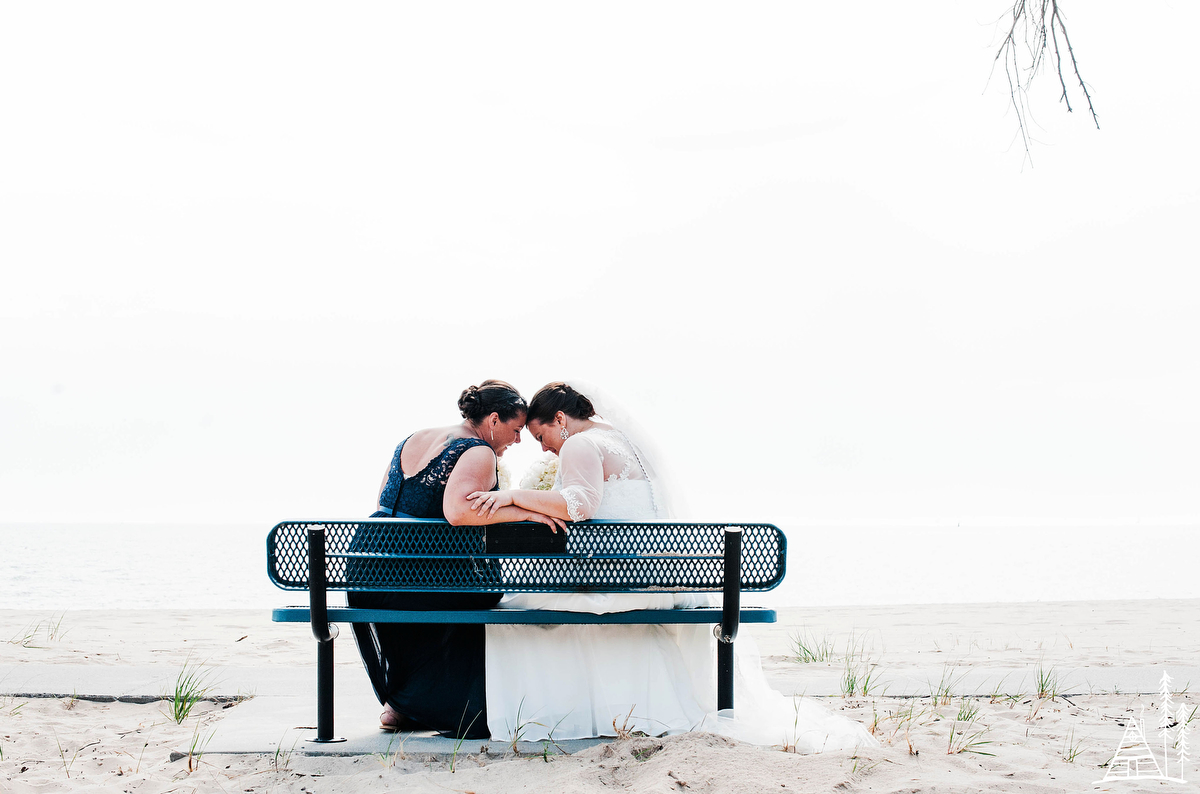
[2,601,1198,793]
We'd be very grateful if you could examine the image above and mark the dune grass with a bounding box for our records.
[928,665,966,706]
[1061,726,1086,762]
[6,614,68,648]
[1035,663,1062,699]
[956,697,980,722]
[186,723,215,773]
[946,720,994,756]
[167,657,213,724]
[790,629,836,664]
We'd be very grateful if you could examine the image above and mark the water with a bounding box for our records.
[1,523,1196,611]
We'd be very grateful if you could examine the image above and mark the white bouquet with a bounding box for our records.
[519,455,559,491]
[496,459,513,491]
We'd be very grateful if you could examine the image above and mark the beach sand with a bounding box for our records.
[2,601,1198,792]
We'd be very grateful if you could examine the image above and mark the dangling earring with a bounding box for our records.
[491,427,495,443]
[559,425,569,441]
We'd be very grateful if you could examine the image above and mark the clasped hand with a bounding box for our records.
[466,490,567,533]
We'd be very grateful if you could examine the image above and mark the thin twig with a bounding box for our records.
[990,0,1097,161]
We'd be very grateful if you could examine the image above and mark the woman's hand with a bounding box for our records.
[467,489,514,518]
[466,489,568,532]
[518,509,568,534]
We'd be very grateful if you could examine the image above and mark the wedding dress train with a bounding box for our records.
[485,429,874,751]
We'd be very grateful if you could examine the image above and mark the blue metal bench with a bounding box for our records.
[267,519,786,742]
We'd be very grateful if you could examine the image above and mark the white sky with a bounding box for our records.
[2,1,1197,526]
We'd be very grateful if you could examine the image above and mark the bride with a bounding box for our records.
[467,382,875,751]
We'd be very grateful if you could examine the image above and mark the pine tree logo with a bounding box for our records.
[1097,671,1192,784]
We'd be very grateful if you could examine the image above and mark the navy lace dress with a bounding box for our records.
[349,436,500,739]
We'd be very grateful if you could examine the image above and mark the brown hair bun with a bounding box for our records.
[458,380,527,424]
[526,382,596,426]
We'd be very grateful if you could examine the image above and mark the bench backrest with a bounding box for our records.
[268,520,786,593]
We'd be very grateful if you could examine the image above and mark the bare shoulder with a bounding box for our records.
[446,444,497,489]
[410,425,468,451]
[456,443,497,467]
[402,425,473,471]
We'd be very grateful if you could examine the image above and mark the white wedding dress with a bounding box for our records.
[486,426,874,751]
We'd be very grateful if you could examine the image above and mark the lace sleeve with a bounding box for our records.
[557,435,605,522]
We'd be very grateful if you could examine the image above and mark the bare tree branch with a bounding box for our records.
[992,0,1098,162]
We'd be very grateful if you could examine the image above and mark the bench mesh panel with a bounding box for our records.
[267,521,786,593]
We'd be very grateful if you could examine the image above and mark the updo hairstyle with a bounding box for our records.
[526,382,596,426]
[458,379,528,424]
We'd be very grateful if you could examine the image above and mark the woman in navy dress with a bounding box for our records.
[350,380,564,739]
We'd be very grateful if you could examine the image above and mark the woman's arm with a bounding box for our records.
[468,488,571,520]
[443,446,567,531]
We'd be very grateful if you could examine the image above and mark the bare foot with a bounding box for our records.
[380,703,424,731]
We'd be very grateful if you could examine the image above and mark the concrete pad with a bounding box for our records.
[205,695,607,758]
[7,660,1196,757]
[0,659,375,701]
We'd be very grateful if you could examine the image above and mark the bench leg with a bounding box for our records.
[306,525,345,742]
[717,638,734,711]
[311,634,345,743]
[717,526,742,712]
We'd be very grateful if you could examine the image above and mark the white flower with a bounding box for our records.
[496,459,513,490]
[519,455,560,491]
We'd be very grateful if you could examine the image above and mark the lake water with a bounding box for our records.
[1,523,1196,611]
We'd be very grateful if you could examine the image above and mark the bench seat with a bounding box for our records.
[272,605,777,625]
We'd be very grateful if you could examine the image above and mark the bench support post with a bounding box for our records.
[716,527,742,712]
[307,526,345,743]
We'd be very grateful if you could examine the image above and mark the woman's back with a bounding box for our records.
[375,426,493,519]
[557,424,665,522]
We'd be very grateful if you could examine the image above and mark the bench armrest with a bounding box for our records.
[308,527,338,644]
[720,527,741,643]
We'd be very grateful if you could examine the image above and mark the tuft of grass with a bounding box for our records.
[791,629,835,664]
[6,615,67,648]
[868,701,884,736]
[987,674,1012,704]
[883,700,931,755]
[186,723,215,773]
[450,707,480,773]
[840,657,861,698]
[946,720,994,756]
[1061,727,1085,762]
[781,697,805,752]
[167,657,212,723]
[55,732,80,778]
[612,705,637,741]
[956,697,980,722]
[1034,663,1061,699]
[540,713,570,762]
[505,697,548,756]
[275,732,300,771]
[46,613,67,642]
[838,634,886,698]
[7,621,45,649]
[929,666,966,706]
